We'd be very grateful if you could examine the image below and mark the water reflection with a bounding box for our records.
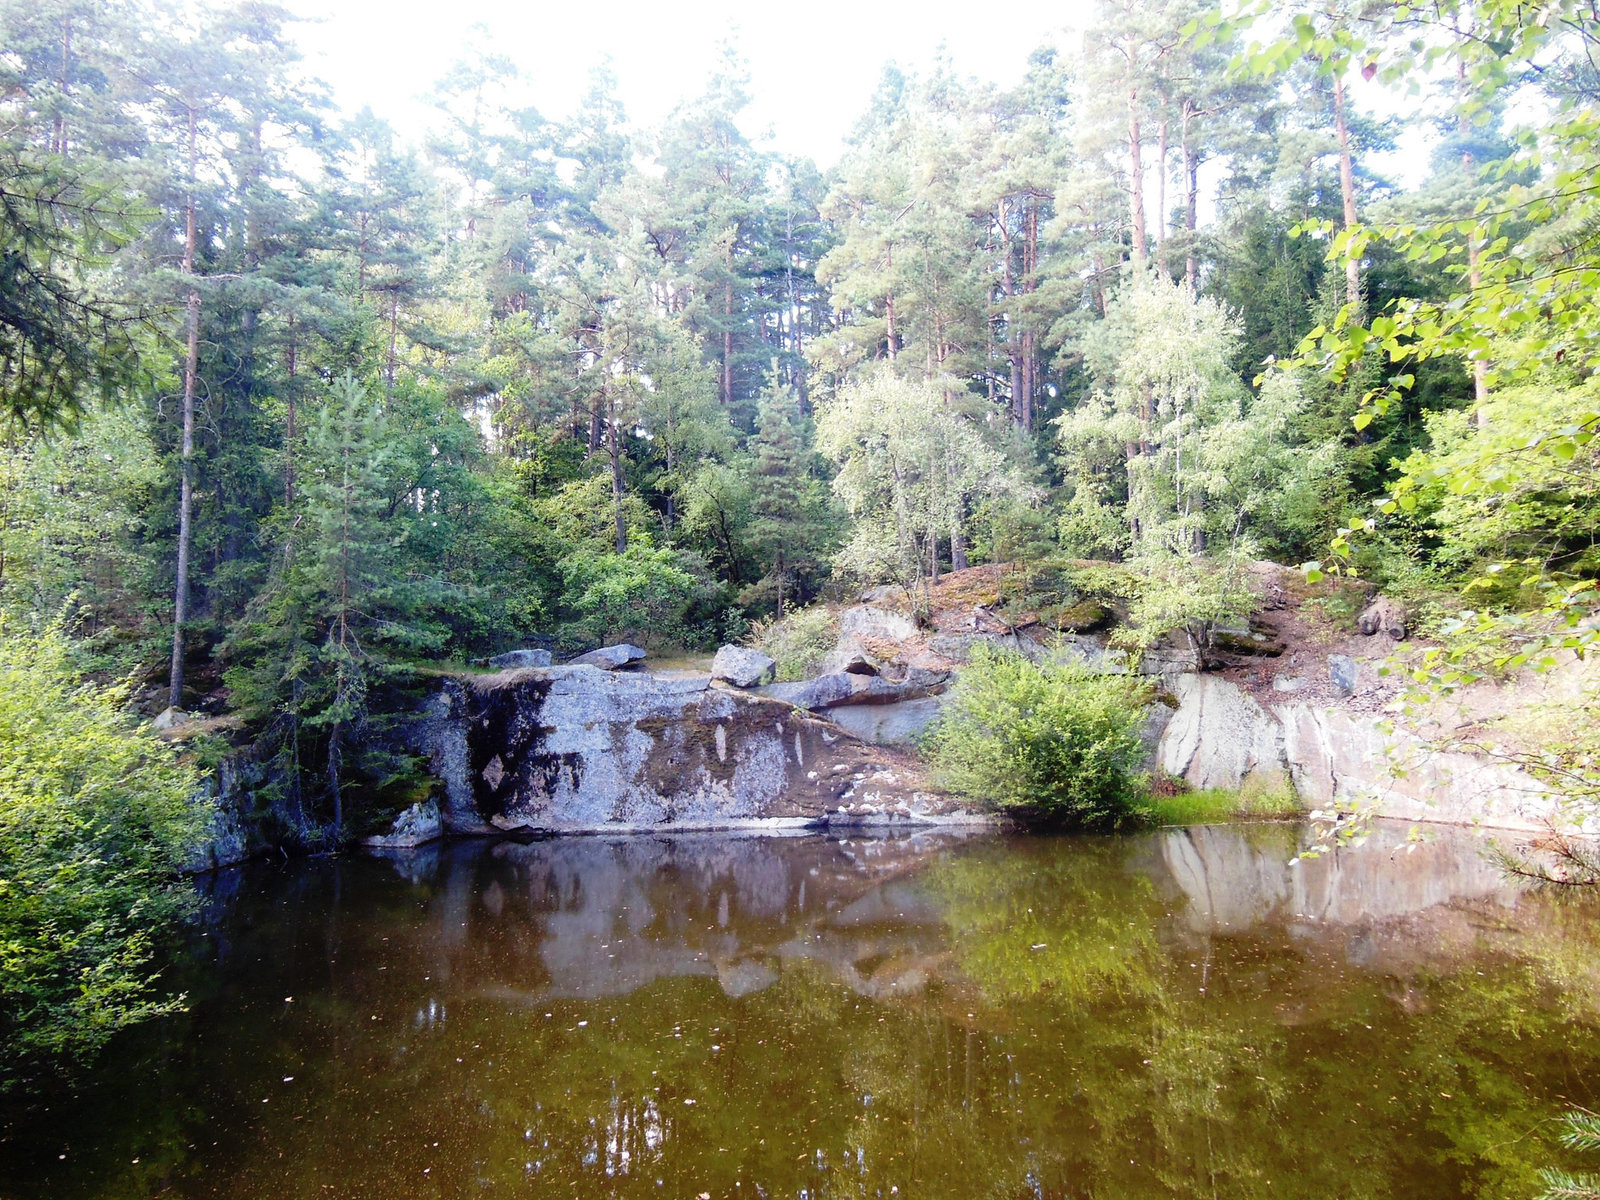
[3,824,1598,1200]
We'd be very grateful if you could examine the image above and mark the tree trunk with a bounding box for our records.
[168,102,200,711]
[1332,74,1361,315]
[950,528,967,573]
[1182,103,1200,294]
[1457,48,1489,426]
[52,17,71,157]
[1128,87,1147,262]
[662,444,676,532]
[1003,200,1022,424]
[884,241,897,359]
[607,386,627,554]
[284,315,297,508]
[1156,118,1168,268]
[386,291,399,396]
[1021,200,1038,432]
[722,279,734,406]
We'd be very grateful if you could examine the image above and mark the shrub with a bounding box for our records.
[559,542,700,648]
[749,604,839,681]
[0,618,205,1088]
[923,645,1153,829]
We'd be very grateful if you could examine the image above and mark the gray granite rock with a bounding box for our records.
[1328,653,1359,694]
[489,648,553,670]
[836,604,918,643]
[825,696,946,746]
[755,673,862,710]
[569,643,648,670]
[408,665,974,833]
[711,645,777,688]
[363,798,443,848]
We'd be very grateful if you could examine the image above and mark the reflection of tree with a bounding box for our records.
[9,837,1600,1200]
[924,833,1600,1200]
[929,837,1168,1010]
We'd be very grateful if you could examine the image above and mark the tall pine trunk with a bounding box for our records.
[1127,87,1147,262]
[1333,75,1361,314]
[1182,102,1199,293]
[1156,118,1168,268]
[168,102,199,710]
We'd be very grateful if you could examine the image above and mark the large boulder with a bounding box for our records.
[488,648,553,670]
[755,667,950,713]
[1157,674,1289,792]
[825,696,946,747]
[836,604,918,643]
[153,706,189,731]
[1328,653,1360,694]
[711,645,777,688]
[569,643,648,670]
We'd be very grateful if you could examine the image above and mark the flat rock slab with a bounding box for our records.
[569,643,648,670]
[754,669,949,711]
[825,696,946,747]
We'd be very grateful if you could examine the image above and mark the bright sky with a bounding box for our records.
[286,0,1432,189]
[286,0,1096,165]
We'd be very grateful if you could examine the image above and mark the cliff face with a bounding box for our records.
[408,664,982,837]
[1154,672,1583,833]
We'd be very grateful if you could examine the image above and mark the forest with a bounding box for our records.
[2,0,1599,1082]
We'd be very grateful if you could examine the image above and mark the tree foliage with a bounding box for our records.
[924,645,1153,829]
[0,616,202,1086]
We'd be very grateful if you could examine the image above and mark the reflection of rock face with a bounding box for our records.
[385,824,1535,1011]
[412,667,980,834]
[1157,822,1520,970]
[407,832,972,1004]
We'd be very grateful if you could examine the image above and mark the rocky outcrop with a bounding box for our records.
[825,696,946,747]
[411,664,983,834]
[1157,674,1290,794]
[838,605,918,643]
[185,752,270,871]
[1154,673,1584,834]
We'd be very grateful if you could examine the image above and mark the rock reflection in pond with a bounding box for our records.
[2,824,1598,1200]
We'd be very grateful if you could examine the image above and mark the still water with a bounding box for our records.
[4,823,1600,1199]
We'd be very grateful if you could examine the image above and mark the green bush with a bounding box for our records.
[923,645,1153,829]
[749,604,839,681]
[0,618,205,1088]
[559,542,700,648]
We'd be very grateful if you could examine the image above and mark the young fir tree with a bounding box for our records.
[226,375,443,840]
[742,366,838,613]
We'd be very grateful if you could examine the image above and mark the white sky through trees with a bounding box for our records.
[287,0,1429,189]
[288,0,1093,164]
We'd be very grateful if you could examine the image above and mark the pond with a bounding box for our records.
[3,823,1599,1198]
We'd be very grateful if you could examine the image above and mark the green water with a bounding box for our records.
[3,824,1599,1198]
